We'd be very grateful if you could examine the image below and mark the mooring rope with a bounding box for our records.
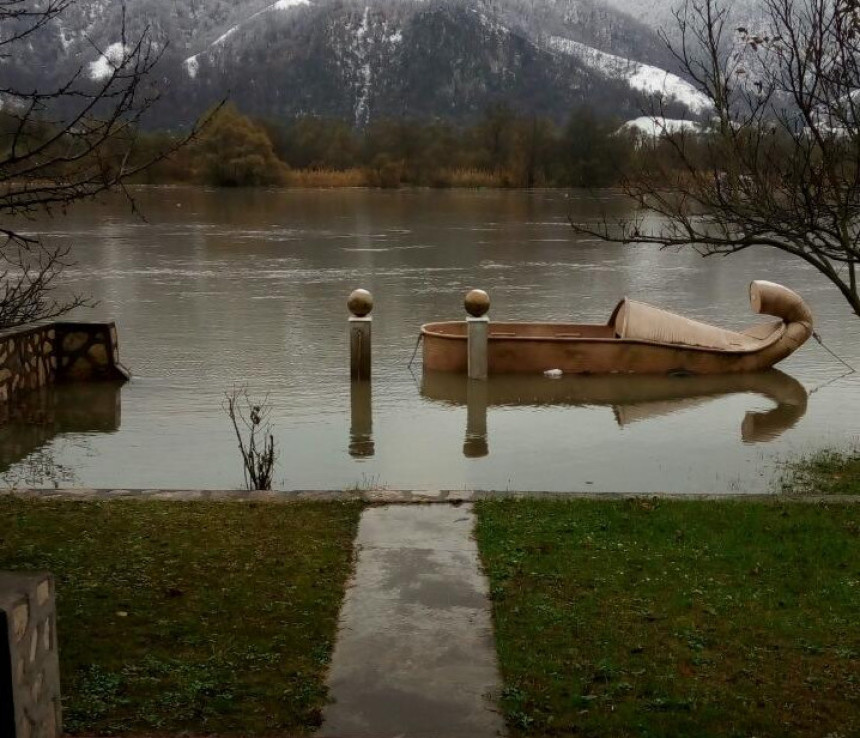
[807,368,855,396]
[812,331,857,374]
[407,332,423,368]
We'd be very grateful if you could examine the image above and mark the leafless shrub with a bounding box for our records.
[223,386,277,491]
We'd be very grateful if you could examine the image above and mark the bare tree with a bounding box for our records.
[575,0,860,317]
[0,0,212,328]
[223,386,277,491]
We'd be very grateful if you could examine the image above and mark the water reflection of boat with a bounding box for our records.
[422,281,813,375]
[0,382,123,473]
[421,369,808,453]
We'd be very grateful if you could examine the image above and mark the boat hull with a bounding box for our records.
[421,320,810,375]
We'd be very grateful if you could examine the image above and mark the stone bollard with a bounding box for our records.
[348,290,373,381]
[465,290,490,381]
[464,379,489,458]
[0,572,62,738]
[349,379,374,457]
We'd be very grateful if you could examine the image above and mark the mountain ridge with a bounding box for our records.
[8,0,721,127]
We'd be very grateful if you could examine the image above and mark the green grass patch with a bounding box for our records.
[476,498,860,738]
[780,448,860,495]
[0,498,362,735]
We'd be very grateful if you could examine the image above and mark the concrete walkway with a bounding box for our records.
[319,504,505,738]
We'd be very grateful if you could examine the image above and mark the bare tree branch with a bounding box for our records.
[0,0,218,329]
[575,0,860,318]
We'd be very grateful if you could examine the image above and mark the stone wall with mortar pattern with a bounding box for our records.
[0,572,61,738]
[0,321,128,406]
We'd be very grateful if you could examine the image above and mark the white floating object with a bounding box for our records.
[544,369,563,378]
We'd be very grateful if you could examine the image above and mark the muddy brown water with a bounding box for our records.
[2,186,858,492]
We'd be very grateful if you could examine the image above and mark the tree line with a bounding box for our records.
[131,102,667,188]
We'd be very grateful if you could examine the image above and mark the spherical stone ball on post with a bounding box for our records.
[348,289,373,381]
[464,289,490,318]
[465,289,490,381]
[348,289,374,317]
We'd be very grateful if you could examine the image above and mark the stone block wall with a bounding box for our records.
[0,573,61,738]
[0,321,128,406]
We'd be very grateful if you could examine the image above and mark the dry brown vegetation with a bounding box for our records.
[287,168,368,188]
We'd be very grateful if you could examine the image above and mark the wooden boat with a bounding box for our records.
[421,280,813,375]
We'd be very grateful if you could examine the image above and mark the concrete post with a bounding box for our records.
[467,318,489,381]
[464,290,490,381]
[348,290,373,381]
[349,319,371,381]
[349,380,374,457]
[464,379,489,458]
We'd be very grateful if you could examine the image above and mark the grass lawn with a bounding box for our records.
[780,448,860,495]
[476,498,860,738]
[0,498,362,735]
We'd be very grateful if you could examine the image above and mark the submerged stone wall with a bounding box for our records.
[0,321,128,406]
[0,383,123,477]
[0,573,62,738]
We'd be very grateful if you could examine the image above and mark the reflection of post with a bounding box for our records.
[465,289,490,381]
[464,379,489,458]
[348,289,373,381]
[349,380,374,457]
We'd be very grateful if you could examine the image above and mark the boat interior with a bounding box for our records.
[423,280,812,353]
[424,303,783,352]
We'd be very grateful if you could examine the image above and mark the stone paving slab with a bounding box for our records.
[1,488,858,503]
[319,504,506,738]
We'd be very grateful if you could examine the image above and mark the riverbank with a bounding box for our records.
[3,488,860,503]
[1,447,859,503]
[137,166,526,189]
[286,167,504,188]
[779,448,860,495]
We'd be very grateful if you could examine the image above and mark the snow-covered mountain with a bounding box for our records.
[8,0,721,127]
[602,0,768,41]
[547,37,710,113]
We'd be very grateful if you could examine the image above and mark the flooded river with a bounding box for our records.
[2,186,858,492]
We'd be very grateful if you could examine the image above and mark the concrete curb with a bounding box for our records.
[0,488,858,504]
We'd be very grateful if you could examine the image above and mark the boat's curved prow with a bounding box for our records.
[749,279,814,355]
[750,280,813,328]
